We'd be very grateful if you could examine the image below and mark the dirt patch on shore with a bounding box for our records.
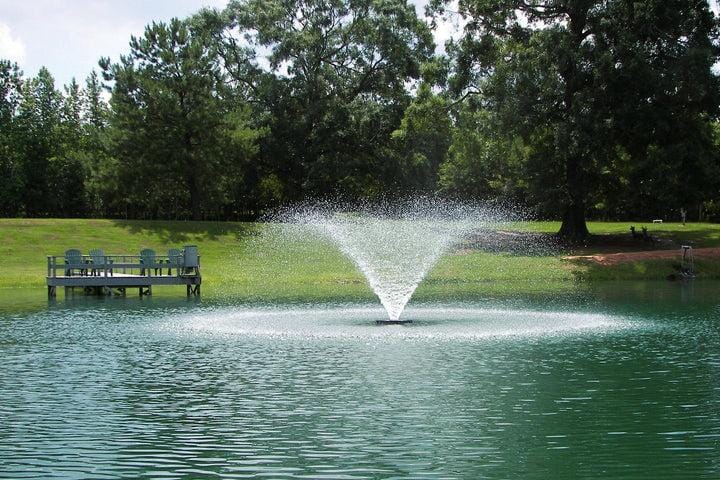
[564,248,720,265]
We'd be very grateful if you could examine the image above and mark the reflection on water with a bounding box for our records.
[0,282,719,479]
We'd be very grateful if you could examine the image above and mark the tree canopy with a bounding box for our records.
[431,0,720,236]
[0,0,719,233]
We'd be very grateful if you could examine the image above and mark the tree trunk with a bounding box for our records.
[556,5,591,241]
[558,151,589,240]
[183,131,202,221]
[558,198,589,240]
[188,171,202,221]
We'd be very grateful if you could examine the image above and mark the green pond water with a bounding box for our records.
[1,282,719,479]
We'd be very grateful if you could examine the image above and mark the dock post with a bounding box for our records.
[48,285,56,298]
[186,283,201,297]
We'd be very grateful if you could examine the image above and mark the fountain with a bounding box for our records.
[282,199,502,324]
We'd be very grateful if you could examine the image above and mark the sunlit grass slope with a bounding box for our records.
[1,219,719,301]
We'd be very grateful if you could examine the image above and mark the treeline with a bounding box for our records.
[1,0,719,237]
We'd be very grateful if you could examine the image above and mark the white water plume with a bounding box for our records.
[173,305,632,340]
[281,199,505,321]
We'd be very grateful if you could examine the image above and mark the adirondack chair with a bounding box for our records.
[167,248,183,276]
[64,249,86,276]
[89,248,113,276]
[139,249,160,276]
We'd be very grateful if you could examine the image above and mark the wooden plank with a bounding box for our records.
[47,276,199,287]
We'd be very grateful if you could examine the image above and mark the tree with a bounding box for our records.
[594,1,720,221]
[0,60,24,216]
[391,83,452,193]
[81,70,115,216]
[45,78,88,217]
[438,100,525,201]
[15,67,61,216]
[197,0,435,203]
[431,0,720,238]
[102,18,260,220]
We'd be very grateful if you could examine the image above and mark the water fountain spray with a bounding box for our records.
[281,198,503,324]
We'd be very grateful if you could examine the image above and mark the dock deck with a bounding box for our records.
[46,253,201,297]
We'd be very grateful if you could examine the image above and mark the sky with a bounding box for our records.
[0,0,227,85]
[0,0,461,87]
[1,0,716,87]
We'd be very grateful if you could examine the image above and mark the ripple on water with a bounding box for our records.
[2,301,718,480]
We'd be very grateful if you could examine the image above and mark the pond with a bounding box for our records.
[1,282,719,479]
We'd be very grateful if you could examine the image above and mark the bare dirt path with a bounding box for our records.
[564,248,720,265]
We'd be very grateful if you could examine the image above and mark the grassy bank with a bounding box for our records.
[1,218,719,301]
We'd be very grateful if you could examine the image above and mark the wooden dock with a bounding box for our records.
[46,251,201,298]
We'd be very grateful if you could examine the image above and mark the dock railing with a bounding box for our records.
[47,254,200,278]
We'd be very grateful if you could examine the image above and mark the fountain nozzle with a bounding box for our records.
[375,319,413,325]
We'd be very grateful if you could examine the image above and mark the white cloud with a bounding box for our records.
[432,13,466,52]
[411,0,465,53]
[0,0,228,85]
[0,23,25,63]
[0,0,462,85]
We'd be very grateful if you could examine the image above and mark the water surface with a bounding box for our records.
[1,282,719,479]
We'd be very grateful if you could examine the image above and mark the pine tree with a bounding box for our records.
[0,60,24,216]
[16,67,60,216]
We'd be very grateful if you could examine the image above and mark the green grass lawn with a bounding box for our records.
[1,218,719,301]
